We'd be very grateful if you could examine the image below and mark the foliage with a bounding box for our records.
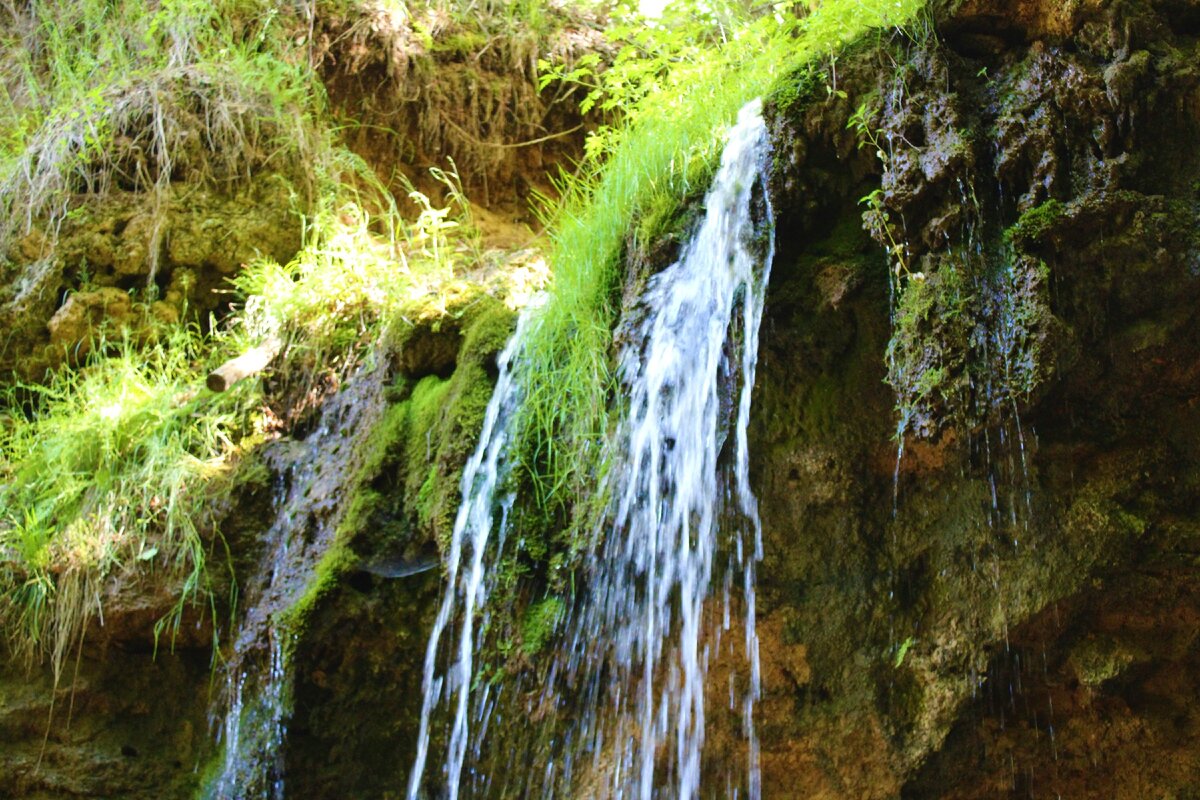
[0,315,261,675]
[0,0,324,270]
[1006,199,1065,249]
[849,98,912,279]
[520,594,564,657]
[230,154,492,413]
[0,0,929,677]
[0,97,490,679]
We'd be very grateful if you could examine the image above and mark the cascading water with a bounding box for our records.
[548,98,773,799]
[408,304,541,800]
[409,99,773,798]
[206,357,392,800]
[210,626,290,800]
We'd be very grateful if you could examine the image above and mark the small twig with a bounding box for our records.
[206,336,283,392]
[441,114,584,149]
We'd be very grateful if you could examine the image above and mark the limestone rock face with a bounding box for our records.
[1,182,301,382]
[751,0,1200,796]
[47,288,134,357]
[5,1,1200,798]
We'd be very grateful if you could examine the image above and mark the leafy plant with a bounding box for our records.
[849,99,912,280]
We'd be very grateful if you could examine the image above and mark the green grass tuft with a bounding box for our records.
[0,315,261,675]
[0,0,327,271]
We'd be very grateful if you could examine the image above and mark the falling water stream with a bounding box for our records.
[206,356,393,799]
[407,304,541,800]
[410,99,774,799]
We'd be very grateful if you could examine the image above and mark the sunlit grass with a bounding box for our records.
[0,0,323,262]
[0,148,509,676]
[0,318,261,675]
[0,0,928,674]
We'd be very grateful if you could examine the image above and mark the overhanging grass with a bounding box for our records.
[0,319,261,675]
[518,0,926,525]
[0,0,323,261]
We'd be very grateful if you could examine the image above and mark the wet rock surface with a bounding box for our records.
[750,0,1200,795]
[4,0,1200,797]
[0,635,212,799]
[1,181,301,382]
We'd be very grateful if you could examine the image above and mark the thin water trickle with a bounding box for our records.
[208,354,394,800]
[408,99,773,799]
[407,302,541,800]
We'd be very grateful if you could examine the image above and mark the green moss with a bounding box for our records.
[886,264,974,436]
[458,298,517,364]
[1069,635,1143,688]
[430,30,489,56]
[768,62,825,118]
[1007,199,1065,248]
[264,291,522,655]
[275,539,358,644]
[406,377,451,526]
[520,595,564,657]
[274,366,456,641]
[194,743,226,800]
[415,466,440,529]
[911,365,949,402]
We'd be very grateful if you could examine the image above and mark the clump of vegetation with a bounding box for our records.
[0,160,504,673]
[0,0,927,683]
[0,0,326,273]
[886,264,973,439]
[0,0,535,675]
[1006,198,1065,249]
[0,317,262,675]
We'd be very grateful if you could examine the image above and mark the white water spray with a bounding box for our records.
[555,97,772,799]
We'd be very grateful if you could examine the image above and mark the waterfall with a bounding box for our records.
[206,357,392,800]
[409,99,773,798]
[408,304,541,800]
[552,97,772,799]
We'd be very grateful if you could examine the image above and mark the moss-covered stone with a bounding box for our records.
[520,595,564,658]
[1006,198,1065,248]
[751,1,1200,795]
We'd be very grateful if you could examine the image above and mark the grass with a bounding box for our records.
[0,0,572,679]
[0,0,324,272]
[0,0,929,679]
[0,0,338,685]
[0,317,261,677]
[0,171,497,678]
[517,0,926,533]
[0,122,499,684]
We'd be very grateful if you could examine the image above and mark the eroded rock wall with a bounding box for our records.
[752,0,1200,795]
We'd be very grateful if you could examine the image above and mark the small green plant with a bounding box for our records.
[893,635,916,667]
[849,100,911,280]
